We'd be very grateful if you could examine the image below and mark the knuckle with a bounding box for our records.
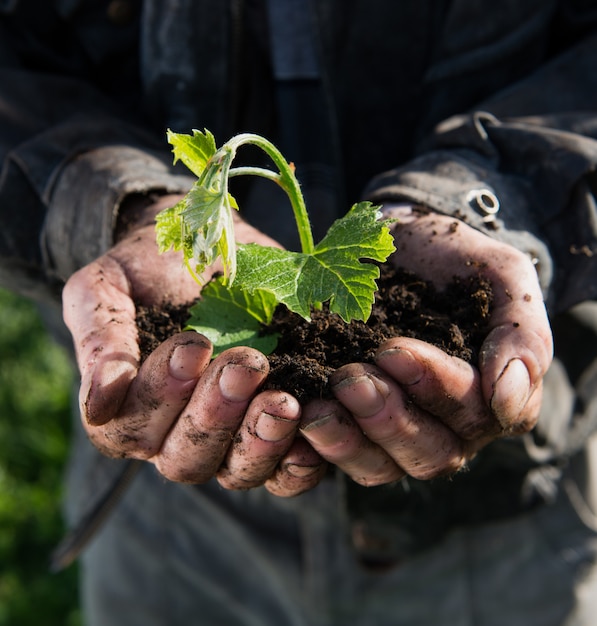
[453,412,497,441]
[86,424,159,460]
[405,450,465,481]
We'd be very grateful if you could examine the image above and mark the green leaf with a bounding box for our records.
[155,200,185,254]
[235,202,395,322]
[167,128,217,178]
[186,278,280,356]
[183,179,237,280]
[157,132,240,281]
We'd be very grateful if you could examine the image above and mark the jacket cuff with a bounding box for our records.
[43,146,194,282]
[363,150,554,306]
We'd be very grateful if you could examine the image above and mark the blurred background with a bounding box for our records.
[0,288,81,625]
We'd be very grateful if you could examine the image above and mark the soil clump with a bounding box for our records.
[136,266,493,404]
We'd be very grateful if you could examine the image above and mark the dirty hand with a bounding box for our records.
[299,208,553,486]
[63,193,325,496]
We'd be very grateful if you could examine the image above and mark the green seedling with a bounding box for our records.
[156,129,396,355]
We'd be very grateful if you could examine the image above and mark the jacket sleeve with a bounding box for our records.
[0,8,193,303]
[365,30,597,316]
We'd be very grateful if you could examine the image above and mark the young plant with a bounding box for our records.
[155,129,396,355]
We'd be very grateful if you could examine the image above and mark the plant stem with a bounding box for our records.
[229,166,280,183]
[227,133,315,255]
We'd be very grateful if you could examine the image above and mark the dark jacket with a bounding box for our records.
[1,0,597,558]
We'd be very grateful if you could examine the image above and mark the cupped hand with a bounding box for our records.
[299,209,553,486]
[62,194,325,496]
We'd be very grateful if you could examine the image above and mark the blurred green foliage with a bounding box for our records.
[0,288,81,626]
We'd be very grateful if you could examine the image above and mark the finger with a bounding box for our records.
[375,337,497,440]
[330,364,465,480]
[153,347,269,483]
[63,256,141,426]
[264,438,328,497]
[82,332,212,459]
[474,240,552,428]
[393,213,553,429]
[216,390,302,490]
[299,399,405,487]
[480,323,551,430]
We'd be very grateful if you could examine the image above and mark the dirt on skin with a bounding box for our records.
[136,265,493,404]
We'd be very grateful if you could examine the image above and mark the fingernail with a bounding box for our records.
[219,363,264,402]
[376,348,424,385]
[82,359,136,426]
[491,358,530,428]
[169,344,207,381]
[331,374,389,417]
[254,412,295,442]
[299,413,338,446]
[285,464,321,478]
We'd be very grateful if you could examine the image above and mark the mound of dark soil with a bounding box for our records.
[136,266,493,403]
